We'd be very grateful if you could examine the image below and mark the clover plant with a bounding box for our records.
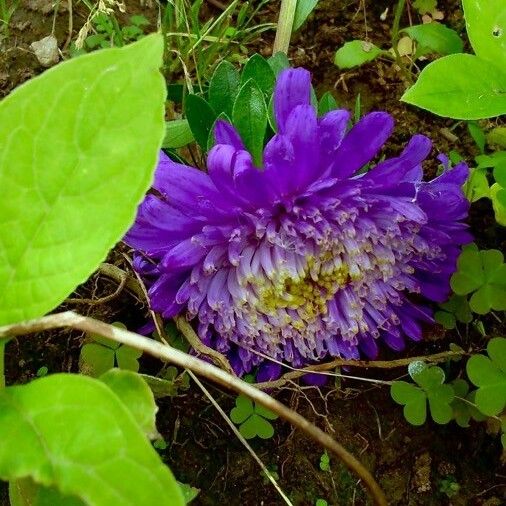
[230,394,279,439]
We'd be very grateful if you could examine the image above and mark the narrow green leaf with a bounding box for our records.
[401,23,463,55]
[185,94,217,151]
[0,34,166,326]
[318,91,338,116]
[241,54,276,96]
[208,60,241,117]
[334,40,382,69]
[463,0,506,68]
[232,79,267,166]
[490,183,506,225]
[162,119,194,149]
[468,122,486,153]
[293,0,319,31]
[401,54,506,120]
[0,374,184,506]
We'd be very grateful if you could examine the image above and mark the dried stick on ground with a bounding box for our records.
[0,312,387,506]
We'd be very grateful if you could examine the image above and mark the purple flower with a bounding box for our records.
[125,68,471,378]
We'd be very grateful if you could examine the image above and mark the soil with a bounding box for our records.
[1,1,505,505]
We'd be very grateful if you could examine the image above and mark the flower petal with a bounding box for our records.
[274,68,312,133]
[213,120,245,150]
[330,112,394,179]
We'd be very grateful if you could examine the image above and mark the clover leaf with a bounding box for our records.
[450,379,487,427]
[466,337,506,416]
[435,294,473,329]
[450,244,506,314]
[230,394,278,439]
[391,362,455,425]
[79,322,142,377]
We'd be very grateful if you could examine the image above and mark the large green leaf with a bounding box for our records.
[0,35,166,326]
[208,60,240,118]
[0,374,184,506]
[401,53,506,120]
[463,0,506,68]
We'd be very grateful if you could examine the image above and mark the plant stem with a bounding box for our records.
[390,0,413,83]
[273,0,297,54]
[0,311,387,506]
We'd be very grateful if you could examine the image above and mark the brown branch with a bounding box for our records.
[66,270,127,305]
[0,312,387,506]
[253,350,466,389]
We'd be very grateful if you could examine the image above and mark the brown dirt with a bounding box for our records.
[1,1,505,505]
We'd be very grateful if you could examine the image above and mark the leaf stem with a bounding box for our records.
[273,0,297,54]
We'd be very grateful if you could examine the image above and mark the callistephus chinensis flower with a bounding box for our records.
[125,68,471,379]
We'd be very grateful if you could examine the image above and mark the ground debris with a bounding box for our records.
[412,452,432,493]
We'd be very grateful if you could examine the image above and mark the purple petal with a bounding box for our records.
[149,273,187,317]
[274,68,312,133]
[161,238,207,272]
[318,109,351,173]
[213,120,245,150]
[256,362,282,382]
[330,112,394,179]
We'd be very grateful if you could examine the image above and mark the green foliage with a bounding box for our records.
[232,78,267,166]
[0,374,184,506]
[450,244,506,314]
[463,0,506,68]
[318,91,338,116]
[413,0,437,15]
[434,294,473,329]
[230,394,278,439]
[185,94,218,150]
[99,369,158,439]
[315,500,328,506]
[268,52,290,76]
[319,451,330,471]
[468,122,486,153]
[0,35,166,327]
[334,40,383,69]
[487,126,506,148]
[401,54,506,120]
[450,379,486,427]
[208,60,241,117]
[71,14,150,55]
[402,1,506,119]
[241,53,276,96]
[466,337,506,416]
[162,120,195,149]
[401,23,463,56]
[293,0,319,31]
[178,482,200,503]
[80,323,142,377]
[439,476,461,498]
[391,362,455,425]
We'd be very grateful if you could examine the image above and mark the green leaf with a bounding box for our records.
[413,0,437,15]
[162,120,194,149]
[427,384,455,424]
[487,126,506,148]
[80,343,115,377]
[434,310,456,329]
[293,0,319,31]
[178,482,199,504]
[334,40,383,69]
[490,182,506,225]
[0,374,184,506]
[467,337,506,416]
[391,381,427,426]
[10,478,84,506]
[185,94,217,151]
[268,52,290,76]
[0,34,165,327]
[232,79,267,166]
[450,379,472,427]
[468,122,486,153]
[401,54,506,120]
[100,369,158,438]
[401,23,463,55]
[230,394,254,424]
[451,247,486,295]
[208,60,241,118]
[463,0,506,68]
[318,91,338,116]
[241,54,275,96]
[115,343,142,372]
[464,167,490,202]
[255,403,279,421]
[239,414,274,439]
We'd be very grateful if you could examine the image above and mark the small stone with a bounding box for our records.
[30,35,59,67]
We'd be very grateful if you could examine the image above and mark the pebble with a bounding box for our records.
[30,35,59,67]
